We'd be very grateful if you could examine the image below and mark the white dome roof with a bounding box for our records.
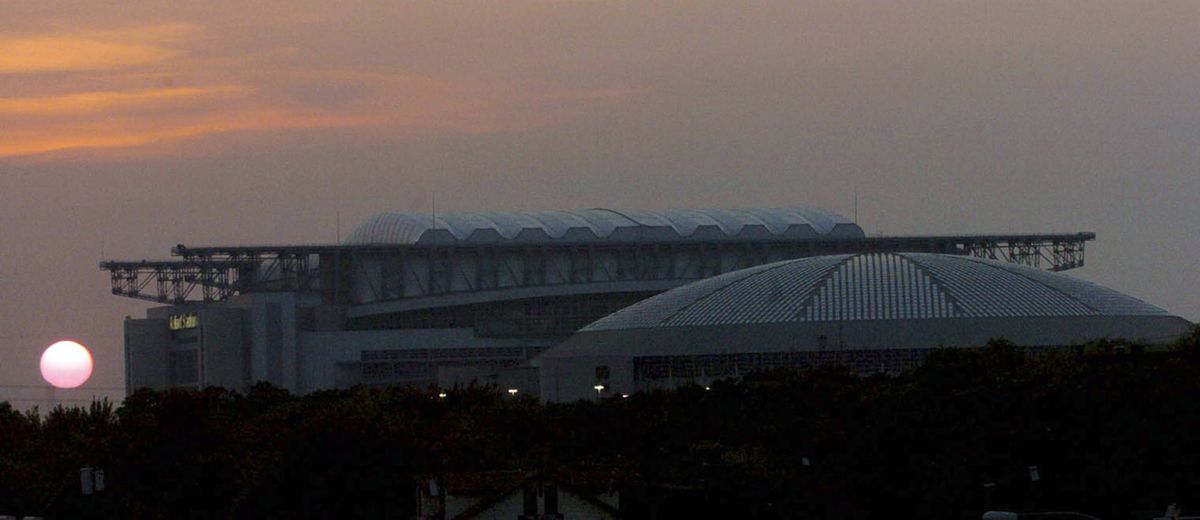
[538,252,1193,401]
[343,205,864,245]
[584,253,1177,331]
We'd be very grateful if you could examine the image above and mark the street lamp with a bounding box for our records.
[507,388,519,396]
[593,384,605,398]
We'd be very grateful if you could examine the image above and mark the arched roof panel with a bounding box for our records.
[342,205,863,245]
[582,252,1177,332]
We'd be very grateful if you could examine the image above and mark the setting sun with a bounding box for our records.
[39,340,93,389]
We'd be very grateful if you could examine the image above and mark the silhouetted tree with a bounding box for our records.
[4,330,1200,519]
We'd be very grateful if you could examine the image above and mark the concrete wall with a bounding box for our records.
[127,298,558,396]
[297,328,538,393]
[224,293,300,392]
[129,305,250,392]
[124,318,169,393]
[199,308,244,391]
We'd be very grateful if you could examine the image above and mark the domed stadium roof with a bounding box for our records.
[343,206,864,245]
[537,252,1193,401]
[584,253,1175,331]
[543,253,1192,361]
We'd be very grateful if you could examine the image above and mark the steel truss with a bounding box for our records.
[100,233,1095,304]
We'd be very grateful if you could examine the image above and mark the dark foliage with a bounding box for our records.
[2,328,1200,519]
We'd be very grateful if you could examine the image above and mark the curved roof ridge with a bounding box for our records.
[660,208,722,235]
[534,210,592,238]
[579,261,782,331]
[734,207,785,234]
[580,252,1183,333]
[471,212,515,239]
[707,207,771,235]
[789,252,962,322]
[658,259,813,326]
[952,255,1103,315]
[589,207,640,226]
[344,205,863,245]
[780,206,838,234]
[791,254,860,319]
[896,253,969,318]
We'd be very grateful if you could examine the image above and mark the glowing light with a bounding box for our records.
[40,340,93,389]
[507,388,519,396]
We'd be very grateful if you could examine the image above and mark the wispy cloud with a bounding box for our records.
[0,18,647,160]
[0,86,246,116]
[0,24,198,74]
[0,107,381,158]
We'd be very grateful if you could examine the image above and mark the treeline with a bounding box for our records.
[2,326,1200,519]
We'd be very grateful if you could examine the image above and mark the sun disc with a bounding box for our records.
[40,340,93,389]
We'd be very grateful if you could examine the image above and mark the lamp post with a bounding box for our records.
[593,384,605,398]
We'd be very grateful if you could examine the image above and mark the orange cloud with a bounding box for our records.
[0,24,197,74]
[0,108,381,159]
[0,86,246,116]
[0,78,648,159]
[0,21,649,160]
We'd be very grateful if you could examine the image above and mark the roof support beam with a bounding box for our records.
[102,233,1095,304]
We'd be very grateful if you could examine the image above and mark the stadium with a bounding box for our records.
[101,203,1176,399]
[536,252,1194,402]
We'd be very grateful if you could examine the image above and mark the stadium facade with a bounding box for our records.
[536,253,1194,401]
[104,205,1107,397]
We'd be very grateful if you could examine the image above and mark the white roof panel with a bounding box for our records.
[583,252,1174,332]
[343,205,864,245]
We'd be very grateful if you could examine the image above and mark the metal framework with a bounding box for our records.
[101,233,1095,305]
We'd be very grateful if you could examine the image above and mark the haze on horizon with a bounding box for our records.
[1,1,1197,405]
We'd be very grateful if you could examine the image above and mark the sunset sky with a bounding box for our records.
[2,1,1198,405]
